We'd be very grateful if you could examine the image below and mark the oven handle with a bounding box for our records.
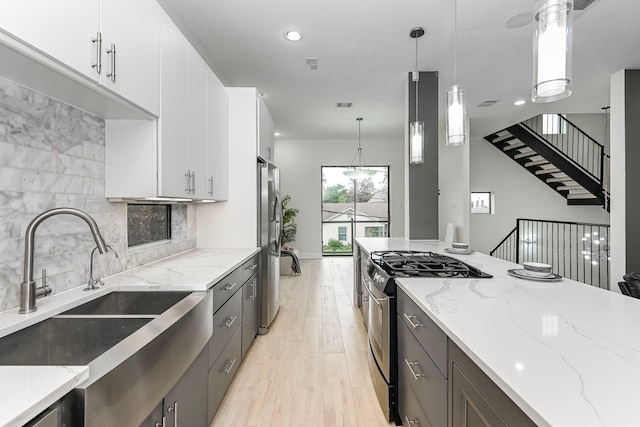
[369,294,384,308]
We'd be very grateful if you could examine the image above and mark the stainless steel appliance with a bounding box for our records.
[258,159,282,333]
[363,250,492,423]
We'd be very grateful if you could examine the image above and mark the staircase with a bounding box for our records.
[485,114,609,210]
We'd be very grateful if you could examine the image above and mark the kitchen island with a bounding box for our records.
[0,247,259,427]
[356,237,640,427]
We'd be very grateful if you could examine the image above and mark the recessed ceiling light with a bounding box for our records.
[274,132,281,136]
[514,99,527,106]
[284,30,302,41]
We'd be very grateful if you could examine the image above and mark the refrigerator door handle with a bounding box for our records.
[274,192,283,254]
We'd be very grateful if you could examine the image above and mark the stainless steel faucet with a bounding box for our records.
[86,244,119,290]
[20,207,108,313]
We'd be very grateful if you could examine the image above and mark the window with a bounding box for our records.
[338,226,347,241]
[542,114,566,135]
[127,204,172,247]
[365,226,385,237]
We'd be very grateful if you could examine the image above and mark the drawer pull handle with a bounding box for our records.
[403,313,423,329]
[155,415,166,427]
[405,359,425,380]
[223,358,237,374]
[247,263,258,270]
[167,401,178,427]
[404,416,420,425]
[224,282,238,291]
[224,315,238,328]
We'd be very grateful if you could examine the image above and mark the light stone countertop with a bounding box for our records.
[0,247,259,427]
[355,237,640,427]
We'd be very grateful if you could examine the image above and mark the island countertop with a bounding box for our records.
[355,237,640,427]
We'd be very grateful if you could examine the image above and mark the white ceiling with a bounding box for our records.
[157,0,640,140]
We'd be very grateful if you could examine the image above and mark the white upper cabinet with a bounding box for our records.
[0,0,160,115]
[100,0,161,115]
[206,69,229,201]
[0,0,101,80]
[186,45,208,199]
[257,96,275,162]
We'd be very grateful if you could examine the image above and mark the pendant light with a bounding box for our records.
[409,27,425,164]
[532,0,573,103]
[446,0,468,146]
[343,118,377,179]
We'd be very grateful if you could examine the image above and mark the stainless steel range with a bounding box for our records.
[362,250,492,423]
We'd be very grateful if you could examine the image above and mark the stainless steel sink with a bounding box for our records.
[0,316,152,365]
[0,290,212,427]
[61,291,191,315]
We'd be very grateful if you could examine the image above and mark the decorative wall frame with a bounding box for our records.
[471,192,491,214]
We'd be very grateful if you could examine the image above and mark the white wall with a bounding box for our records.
[275,138,404,258]
[469,135,610,254]
[438,128,470,244]
[610,70,626,290]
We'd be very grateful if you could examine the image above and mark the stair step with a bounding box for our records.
[503,141,525,151]
[546,176,574,183]
[567,193,598,199]
[492,133,516,144]
[525,159,549,167]
[535,168,561,175]
[513,149,536,160]
[556,184,586,191]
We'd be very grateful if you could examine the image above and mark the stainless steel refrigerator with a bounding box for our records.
[258,159,281,334]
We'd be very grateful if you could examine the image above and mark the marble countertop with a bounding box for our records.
[0,246,258,427]
[356,238,640,427]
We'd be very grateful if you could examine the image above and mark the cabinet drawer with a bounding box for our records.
[398,288,448,377]
[398,320,447,427]
[208,327,241,421]
[398,367,433,427]
[209,288,242,368]
[211,267,242,314]
[241,253,260,283]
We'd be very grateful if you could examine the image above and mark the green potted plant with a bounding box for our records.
[280,194,298,249]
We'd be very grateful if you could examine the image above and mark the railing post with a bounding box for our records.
[515,219,520,264]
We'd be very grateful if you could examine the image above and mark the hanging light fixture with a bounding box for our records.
[532,0,574,103]
[446,0,468,146]
[343,117,377,179]
[409,27,425,164]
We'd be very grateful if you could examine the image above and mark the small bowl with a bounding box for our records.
[523,262,552,277]
[451,242,469,250]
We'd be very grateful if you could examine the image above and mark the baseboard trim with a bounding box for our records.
[299,252,323,259]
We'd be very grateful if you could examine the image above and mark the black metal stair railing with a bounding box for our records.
[521,114,606,191]
[490,218,610,289]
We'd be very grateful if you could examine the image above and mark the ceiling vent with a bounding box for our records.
[574,0,598,10]
[305,57,318,70]
[336,102,352,108]
[477,100,499,107]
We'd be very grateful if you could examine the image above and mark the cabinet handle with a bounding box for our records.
[404,416,419,425]
[405,359,425,380]
[105,43,116,82]
[190,171,196,194]
[208,176,214,196]
[224,282,238,291]
[184,170,191,192]
[247,263,258,271]
[223,358,237,374]
[224,315,238,328]
[167,401,178,427]
[155,415,166,427]
[251,279,257,300]
[91,32,102,74]
[403,313,423,329]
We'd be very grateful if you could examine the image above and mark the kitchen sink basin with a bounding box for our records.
[0,316,152,365]
[61,291,191,315]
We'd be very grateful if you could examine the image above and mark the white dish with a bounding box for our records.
[444,248,474,255]
[451,242,470,250]
[507,269,562,282]
[523,262,552,273]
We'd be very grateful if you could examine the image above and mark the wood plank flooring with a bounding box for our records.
[211,257,395,427]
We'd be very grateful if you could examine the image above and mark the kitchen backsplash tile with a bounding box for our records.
[0,74,195,312]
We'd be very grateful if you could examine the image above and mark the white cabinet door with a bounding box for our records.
[258,97,275,162]
[0,0,100,80]
[100,0,160,115]
[206,69,228,201]
[186,45,208,199]
[158,14,188,198]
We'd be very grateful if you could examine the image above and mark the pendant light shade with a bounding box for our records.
[343,118,377,180]
[446,0,468,146]
[446,84,467,146]
[409,27,425,164]
[532,0,573,103]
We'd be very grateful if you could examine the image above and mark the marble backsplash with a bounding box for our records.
[0,74,196,312]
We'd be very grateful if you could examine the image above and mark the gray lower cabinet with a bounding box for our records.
[241,273,259,359]
[449,342,536,427]
[24,404,61,427]
[208,327,242,421]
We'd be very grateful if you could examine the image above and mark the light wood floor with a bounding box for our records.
[211,257,395,427]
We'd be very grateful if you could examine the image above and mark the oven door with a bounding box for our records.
[365,279,390,381]
[361,273,370,329]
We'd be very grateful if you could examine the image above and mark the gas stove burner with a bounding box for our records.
[370,250,492,279]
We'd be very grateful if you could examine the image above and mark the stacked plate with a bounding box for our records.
[445,242,473,255]
[508,262,562,281]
